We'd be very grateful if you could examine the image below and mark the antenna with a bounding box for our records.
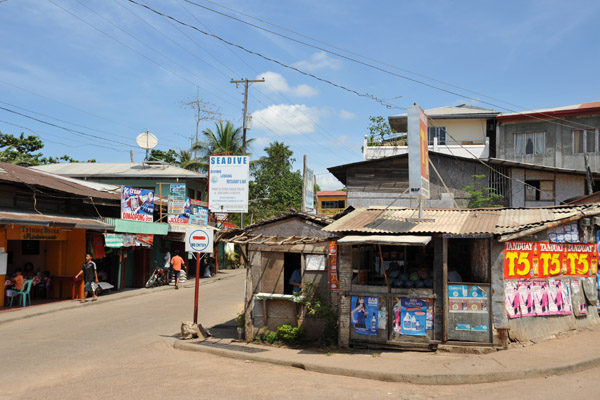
[136,131,158,161]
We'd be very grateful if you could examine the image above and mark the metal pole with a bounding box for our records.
[193,253,202,324]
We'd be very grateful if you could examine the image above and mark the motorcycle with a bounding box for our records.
[145,261,169,288]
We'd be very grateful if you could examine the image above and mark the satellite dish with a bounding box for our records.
[136,131,158,149]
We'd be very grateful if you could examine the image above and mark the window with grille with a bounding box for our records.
[573,129,598,153]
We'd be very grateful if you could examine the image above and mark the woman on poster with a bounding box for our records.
[351,296,367,328]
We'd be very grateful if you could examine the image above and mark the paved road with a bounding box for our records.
[1,270,597,399]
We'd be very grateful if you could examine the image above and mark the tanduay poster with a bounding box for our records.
[121,186,154,222]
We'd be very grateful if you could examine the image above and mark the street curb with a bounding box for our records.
[173,339,600,385]
[0,271,241,326]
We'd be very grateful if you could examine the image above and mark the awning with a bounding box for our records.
[103,218,168,235]
[0,211,113,230]
[337,235,432,246]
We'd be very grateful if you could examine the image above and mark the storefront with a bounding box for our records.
[325,205,600,350]
[0,212,114,306]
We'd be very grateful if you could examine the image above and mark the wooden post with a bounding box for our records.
[378,244,391,293]
[442,237,448,342]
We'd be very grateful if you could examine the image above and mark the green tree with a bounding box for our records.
[366,115,405,146]
[463,175,504,208]
[0,131,94,166]
[248,141,303,222]
[191,121,249,172]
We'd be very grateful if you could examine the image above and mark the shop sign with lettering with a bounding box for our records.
[504,241,598,279]
[7,225,67,241]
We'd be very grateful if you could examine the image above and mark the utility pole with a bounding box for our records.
[230,78,264,229]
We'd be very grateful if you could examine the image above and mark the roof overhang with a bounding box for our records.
[337,235,432,246]
[0,211,113,230]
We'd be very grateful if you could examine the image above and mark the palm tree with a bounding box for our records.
[191,121,251,171]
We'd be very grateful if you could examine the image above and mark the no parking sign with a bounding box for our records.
[185,228,214,253]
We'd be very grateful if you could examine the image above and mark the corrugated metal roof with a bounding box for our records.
[323,205,600,240]
[31,162,207,179]
[0,211,113,230]
[0,162,120,200]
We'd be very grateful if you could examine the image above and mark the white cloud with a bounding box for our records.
[317,173,344,191]
[293,51,342,72]
[339,110,356,119]
[252,104,320,135]
[257,71,317,97]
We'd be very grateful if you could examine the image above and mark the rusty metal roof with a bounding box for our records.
[323,205,600,241]
[0,211,113,230]
[0,162,120,200]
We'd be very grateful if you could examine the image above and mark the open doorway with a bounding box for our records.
[283,252,302,295]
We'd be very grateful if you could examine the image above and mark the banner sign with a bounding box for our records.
[504,241,598,279]
[408,104,429,199]
[190,199,209,226]
[168,198,191,224]
[208,155,249,213]
[121,186,154,222]
[168,184,186,215]
[350,296,378,335]
[303,167,314,211]
[7,225,67,241]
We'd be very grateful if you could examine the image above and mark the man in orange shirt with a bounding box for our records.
[170,250,186,290]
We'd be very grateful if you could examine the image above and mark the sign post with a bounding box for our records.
[185,228,214,323]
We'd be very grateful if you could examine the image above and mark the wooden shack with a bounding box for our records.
[218,212,338,341]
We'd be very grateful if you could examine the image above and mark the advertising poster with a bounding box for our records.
[208,155,249,213]
[168,197,191,224]
[189,199,209,226]
[400,298,427,336]
[505,281,521,319]
[570,278,588,316]
[350,296,378,335]
[504,241,598,279]
[548,223,579,243]
[168,184,186,215]
[532,280,550,316]
[518,280,536,317]
[121,186,154,222]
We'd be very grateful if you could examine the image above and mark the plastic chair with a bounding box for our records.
[9,280,33,307]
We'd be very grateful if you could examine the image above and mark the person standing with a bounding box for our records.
[170,250,186,290]
[75,253,98,303]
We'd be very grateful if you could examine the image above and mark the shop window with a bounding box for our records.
[283,252,302,295]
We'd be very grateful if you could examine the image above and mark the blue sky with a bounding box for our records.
[1,0,599,190]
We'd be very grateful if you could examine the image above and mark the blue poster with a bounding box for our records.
[400,298,427,336]
[121,186,154,222]
[350,296,378,335]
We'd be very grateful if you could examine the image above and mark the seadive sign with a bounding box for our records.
[408,105,430,199]
[208,155,249,213]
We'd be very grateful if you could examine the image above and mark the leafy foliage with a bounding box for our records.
[248,141,302,223]
[462,174,504,208]
[0,131,95,166]
[366,115,406,147]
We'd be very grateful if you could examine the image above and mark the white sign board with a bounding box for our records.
[208,155,249,213]
[305,254,326,271]
[185,228,214,253]
[408,105,430,199]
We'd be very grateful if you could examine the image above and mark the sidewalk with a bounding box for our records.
[0,269,244,326]
[175,322,600,385]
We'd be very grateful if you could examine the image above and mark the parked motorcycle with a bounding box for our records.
[145,261,168,288]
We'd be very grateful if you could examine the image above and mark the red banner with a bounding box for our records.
[504,241,598,279]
